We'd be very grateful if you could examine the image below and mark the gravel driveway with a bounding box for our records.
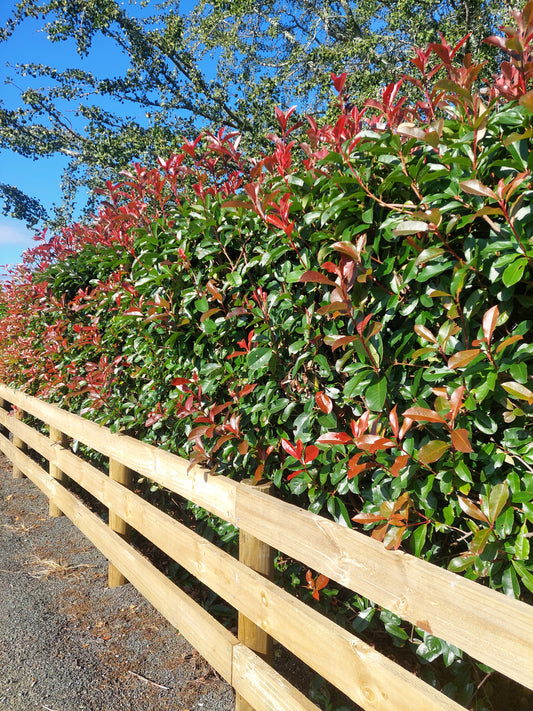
[0,455,235,711]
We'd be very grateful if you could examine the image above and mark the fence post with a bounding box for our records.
[12,408,27,479]
[108,457,133,588]
[236,479,275,711]
[0,397,8,440]
[49,426,68,517]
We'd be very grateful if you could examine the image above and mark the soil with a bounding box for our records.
[0,454,235,711]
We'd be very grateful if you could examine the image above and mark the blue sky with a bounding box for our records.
[0,1,198,274]
[0,10,68,271]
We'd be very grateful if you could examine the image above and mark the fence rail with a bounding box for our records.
[0,383,531,711]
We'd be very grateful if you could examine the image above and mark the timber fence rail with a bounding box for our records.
[0,383,531,711]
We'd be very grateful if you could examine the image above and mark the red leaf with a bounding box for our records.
[383,524,405,550]
[316,574,329,591]
[356,312,373,336]
[389,405,399,438]
[266,214,286,230]
[451,428,474,453]
[287,469,304,481]
[226,307,249,319]
[449,385,465,421]
[355,435,395,453]
[347,453,370,479]
[448,349,481,369]
[414,324,437,344]
[331,241,361,259]
[171,377,191,388]
[281,438,303,460]
[238,440,249,455]
[402,407,448,424]
[328,335,357,352]
[227,349,247,360]
[304,445,319,464]
[316,391,333,414]
[460,179,497,199]
[188,425,214,440]
[298,271,337,287]
[458,496,489,524]
[316,431,353,445]
[351,411,370,439]
[212,434,235,452]
[391,454,409,477]
[237,383,257,399]
[331,72,347,93]
[352,512,386,524]
[482,305,499,345]
[316,301,350,315]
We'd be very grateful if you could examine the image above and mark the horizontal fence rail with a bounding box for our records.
[0,383,532,711]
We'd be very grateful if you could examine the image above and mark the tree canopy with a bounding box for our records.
[0,0,515,227]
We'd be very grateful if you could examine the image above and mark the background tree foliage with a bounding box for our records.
[0,0,515,227]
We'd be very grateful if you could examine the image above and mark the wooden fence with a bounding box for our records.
[0,382,531,711]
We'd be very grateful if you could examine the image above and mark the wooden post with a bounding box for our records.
[0,397,8,440]
[107,457,133,588]
[236,479,275,711]
[49,426,68,516]
[12,408,27,479]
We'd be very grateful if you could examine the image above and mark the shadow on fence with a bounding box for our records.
[0,383,531,711]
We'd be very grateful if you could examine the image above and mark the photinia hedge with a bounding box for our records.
[2,3,533,707]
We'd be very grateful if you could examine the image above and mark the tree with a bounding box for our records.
[0,0,515,227]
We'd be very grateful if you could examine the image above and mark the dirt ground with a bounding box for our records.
[0,454,235,711]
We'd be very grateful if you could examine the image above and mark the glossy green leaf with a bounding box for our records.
[246,347,272,372]
[418,440,450,464]
[471,527,491,555]
[448,555,476,573]
[512,561,533,594]
[501,381,533,405]
[514,522,530,560]
[502,565,520,598]
[502,257,528,287]
[365,376,388,412]
[487,483,509,524]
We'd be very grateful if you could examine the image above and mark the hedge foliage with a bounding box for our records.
[2,4,533,707]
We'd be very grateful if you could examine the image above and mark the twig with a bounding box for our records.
[127,670,170,690]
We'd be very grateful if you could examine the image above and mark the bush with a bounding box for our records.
[1,4,533,708]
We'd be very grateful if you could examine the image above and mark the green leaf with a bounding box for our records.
[472,411,498,434]
[414,247,445,265]
[487,483,509,524]
[471,527,491,555]
[411,523,428,557]
[418,440,450,464]
[246,347,272,372]
[448,555,476,573]
[512,560,533,593]
[514,522,530,560]
[502,565,520,598]
[501,381,533,405]
[502,257,527,287]
[393,220,430,236]
[416,634,444,662]
[365,376,388,412]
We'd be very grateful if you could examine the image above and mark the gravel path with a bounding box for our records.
[0,455,235,711]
